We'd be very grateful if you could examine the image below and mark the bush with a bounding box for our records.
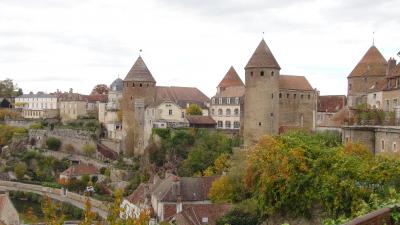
[83,144,96,157]
[14,162,28,180]
[46,137,61,150]
[64,144,75,153]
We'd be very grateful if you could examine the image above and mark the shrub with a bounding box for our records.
[46,137,61,150]
[64,144,75,153]
[83,144,96,157]
[14,162,28,180]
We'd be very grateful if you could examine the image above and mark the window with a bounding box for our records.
[225,121,231,128]
[373,94,377,99]
[294,94,297,99]
[140,83,142,87]
[382,140,385,151]
[132,83,135,87]
[250,71,253,76]
[287,93,289,98]
[364,77,367,83]
[227,98,231,104]
[258,122,262,126]
[349,84,352,90]
[301,94,304,99]
[218,109,223,115]
[394,99,398,107]
[271,71,274,76]
[212,98,215,104]
[270,113,274,117]
[308,95,311,100]
[393,142,397,152]
[219,98,222,104]
[217,121,223,128]
[234,108,239,116]
[386,100,390,110]
[271,93,274,99]
[226,109,231,116]
[211,109,215,115]
[235,97,239,104]
[169,109,173,115]
[234,121,240,128]
[260,71,264,76]
[279,93,282,98]
[147,83,149,87]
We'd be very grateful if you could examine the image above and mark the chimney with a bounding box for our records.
[69,88,73,94]
[387,57,397,76]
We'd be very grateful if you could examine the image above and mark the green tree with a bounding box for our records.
[83,144,96,157]
[46,137,61,151]
[14,162,28,180]
[0,78,22,97]
[186,104,203,115]
[216,201,260,225]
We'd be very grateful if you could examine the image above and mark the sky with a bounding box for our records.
[0,0,399,97]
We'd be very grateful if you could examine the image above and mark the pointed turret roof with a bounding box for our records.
[217,66,244,88]
[245,39,280,69]
[124,56,156,82]
[348,45,388,78]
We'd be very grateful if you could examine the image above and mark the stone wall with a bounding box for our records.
[342,126,375,153]
[279,89,317,132]
[4,118,36,128]
[29,128,96,154]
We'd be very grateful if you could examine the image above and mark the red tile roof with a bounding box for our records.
[217,66,244,88]
[318,95,346,113]
[87,94,108,103]
[61,164,98,177]
[172,204,232,225]
[155,86,210,108]
[214,86,245,98]
[186,116,216,125]
[124,56,156,83]
[245,39,280,69]
[369,80,387,92]
[348,45,388,78]
[279,75,314,91]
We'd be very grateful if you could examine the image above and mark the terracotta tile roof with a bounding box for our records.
[124,56,156,83]
[152,175,219,202]
[217,66,244,88]
[186,116,216,125]
[61,163,98,177]
[155,86,210,108]
[172,204,232,225]
[279,75,314,91]
[87,94,108,103]
[245,39,280,69]
[214,86,245,98]
[127,183,148,205]
[348,45,388,78]
[317,95,346,113]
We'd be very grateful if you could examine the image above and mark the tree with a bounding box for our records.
[46,137,61,150]
[42,196,65,225]
[91,84,109,95]
[0,78,22,97]
[79,198,96,225]
[216,201,260,225]
[14,162,28,180]
[83,144,96,157]
[0,124,27,146]
[186,104,203,116]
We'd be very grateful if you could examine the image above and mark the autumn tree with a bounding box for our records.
[186,104,203,116]
[79,197,96,225]
[42,196,65,225]
[91,84,109,95]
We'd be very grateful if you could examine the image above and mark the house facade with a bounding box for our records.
[14,92,58,119]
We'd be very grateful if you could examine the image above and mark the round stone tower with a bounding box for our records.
[122,56,156,155]
[243,39,281,146]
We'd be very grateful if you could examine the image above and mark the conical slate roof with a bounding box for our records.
[217,66,244,88]
[245,39,280,69]
[124,56,156,82]
[348,45,388,78]
[110,78,123,92]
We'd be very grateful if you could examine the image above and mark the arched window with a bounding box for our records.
[217,121,223,128]
[226,109,231,116]
[234,121,240,128]
[260,71,264,76]
[234,108,239,116]
[225,121,231,128]
[218,109,223,115]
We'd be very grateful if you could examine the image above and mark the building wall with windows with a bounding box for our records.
[210,96,241,130]
[367,91,384,109]
[342,126,400,154]
[15,92,58,119]
[382,89,400,112]
[60,101,88,121]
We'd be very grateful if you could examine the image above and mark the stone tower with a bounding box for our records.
[122,56,156,155]
[243,39,281,146]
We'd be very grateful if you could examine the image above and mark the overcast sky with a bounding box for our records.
[1,0,399,97]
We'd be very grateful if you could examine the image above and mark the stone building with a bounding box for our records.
[343,126,400,154]
[99,78,123,140]
[58,90,88,122]
[210,66,244,131]
[316,95,347,132]
[242,39,317,145]
[347,45,388,108]
[122,56,210,155]
[14,92,58,119]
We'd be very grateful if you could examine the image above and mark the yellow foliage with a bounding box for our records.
[208,176,236,203]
